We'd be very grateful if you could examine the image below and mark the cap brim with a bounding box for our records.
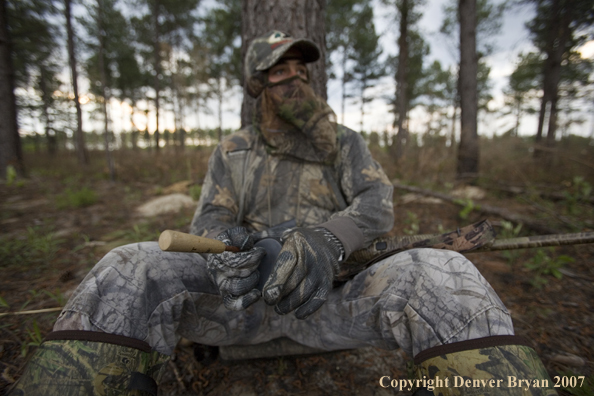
[255,39,320,71]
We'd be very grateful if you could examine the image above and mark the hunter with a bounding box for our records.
[9,31,557,395]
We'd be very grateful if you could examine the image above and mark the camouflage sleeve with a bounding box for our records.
[190,145,239,238]
[320,128,394,257]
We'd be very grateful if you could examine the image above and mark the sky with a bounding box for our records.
[39,0,594,141]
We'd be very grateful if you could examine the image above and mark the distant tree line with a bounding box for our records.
[0,0,592,180]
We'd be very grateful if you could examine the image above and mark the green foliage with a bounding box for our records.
[498,221,523,264]
[0,226,63,268]
[403,211,420,235]
[55,186,98,209]
[43,289,66,307]
[348,4,386,130]
[6,165,17,185]
[439,0,506,56]
[189,184,202,201]
[0,296,9,308]
[559,372,594,396]
[523,248,573,289]
[563,176,592,215]
[453,198,479,220]
[21,320,43,357]
[277,357,287,376]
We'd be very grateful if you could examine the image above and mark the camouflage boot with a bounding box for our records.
[7,331,168,396]
[412,336,558,395]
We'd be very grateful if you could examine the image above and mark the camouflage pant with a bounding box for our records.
[54,243,514,358]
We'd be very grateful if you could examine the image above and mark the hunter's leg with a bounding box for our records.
[282,248,555,395]
[54,241,282,353]
[279,248,512,354]
[9,242,278,395]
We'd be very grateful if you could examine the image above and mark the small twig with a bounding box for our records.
[0,307,63,318]
[169,360,186,392]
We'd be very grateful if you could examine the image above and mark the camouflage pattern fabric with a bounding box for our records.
[54,244,513,358]
[206,227,266,311]
[473,231,594,252]
[339,219,496,281]
[413,341,557,395]
[7,338,167,396]
[244,30,320,98]
[255,76,339,164]
[189,124,394,259]
[262,227,343,319]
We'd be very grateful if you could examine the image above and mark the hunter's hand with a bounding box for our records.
[207,227,266,310]
[262,227,343,319]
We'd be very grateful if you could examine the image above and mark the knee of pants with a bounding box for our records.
[88,242,213,298]
[362,248,503,306]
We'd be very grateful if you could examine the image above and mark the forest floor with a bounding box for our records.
[1,142,593,395]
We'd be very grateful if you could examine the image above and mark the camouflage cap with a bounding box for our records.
[245,30,320,98]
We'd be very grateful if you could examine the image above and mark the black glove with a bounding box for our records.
[207,227,266,311]
[262,227,344,319]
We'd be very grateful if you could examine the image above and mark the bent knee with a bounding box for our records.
[363,248,486,291]
[95,242,167,277]
[376,248,472,274]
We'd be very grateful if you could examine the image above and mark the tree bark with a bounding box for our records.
[65,0,88,165]
[393,0,410,162]
[457,0,479,180]
[0,0,24,178]
[340,48,348,125]
[240,0,327,127]
[152,0,161,151]
[535,0,570,155]
[98,0,115,181]
[39,68,57,155]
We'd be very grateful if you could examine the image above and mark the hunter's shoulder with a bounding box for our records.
[219,127,257,154]
[336,124,369,149]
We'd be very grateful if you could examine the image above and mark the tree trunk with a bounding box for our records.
[152,0,161,151]
[340,48,348,125]
[0,0,24,178]
[457,0,479,180]
[449,104,457,147]
[217,77,223,142]
[241,0,327,127]
[98,0,115,181]
[129,100,138,150]
[359,81,365,132]
[177,93,185,150]
[65,0,87,165]
[39,68,57,154]
[514,98,521,137]
[393,0,409,162]
[534,0,571,159]
[172,71,185,151]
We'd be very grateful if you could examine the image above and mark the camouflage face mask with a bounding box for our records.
[255,76,339,164]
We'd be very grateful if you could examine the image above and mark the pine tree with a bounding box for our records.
[326,0,368,125]
[526,0,594,155]
[348,4,386,133]
[0,0,23,178]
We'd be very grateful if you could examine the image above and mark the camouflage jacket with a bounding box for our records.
[190,125,394,259]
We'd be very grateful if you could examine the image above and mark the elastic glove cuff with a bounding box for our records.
[316,227,345,263]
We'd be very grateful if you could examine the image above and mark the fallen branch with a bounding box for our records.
[0,307,63,318]
[393,182,560,234]
[483,183,594,205]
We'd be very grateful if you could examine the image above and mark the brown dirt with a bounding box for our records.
[1,146,593,395]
